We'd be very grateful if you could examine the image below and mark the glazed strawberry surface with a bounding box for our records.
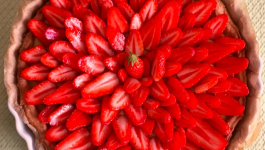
[20,0,249,149]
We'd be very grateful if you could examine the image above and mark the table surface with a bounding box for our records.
[0,0,264,149]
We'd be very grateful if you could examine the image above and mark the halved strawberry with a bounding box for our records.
[162,127,186,149]
[207,111,231,135]
[101,96,119,124]
[208,66,228,81]
[160,28,183,47]
[207,80,231,93]
[91,114,113,146]
[50,0,72,11]
[71,0,90,7]
[38,105,59,124]
[130,13,143,30]
[177,28,204,47]
[49,104,75,126]
[160,94,176,106]
[85,32,114,57]
[182,0,192,7]
[84,11,107,38]
[101,0,114,23]
[140,76,153,87]
[195,93,220,109]
[117,145,132,150]
[124,104,147,126]
[143,97,160,110]
[177,63,210,88]
[130,126,149,150]
[142,58,151,77]
[166,77,189,103]
[82,72,120,98]
[227,77,249,97]
[139,118,155,135]
[78,55,105,75]
[109,86,131,110]
[104,56,122,73]
[42,5,73,28]
[125,30,144,56]
[130,0,147,12]
[55,128,94,150]
[188,47,208,63]
[106,133,125,149]
[65,17,84,32]
[147,107,171,124]
[112,115,132,144]
[62,53,84,71]
[168,47,195,65]
[66,109,92,131]
[189,99,213,119]
[139,0,158,23]
[203,14,228,39]
[41,52,60,68]
[181,140,202,150]
[150,79,170,101]
[107,7,129,33]
[91,0,101,16]
[174,108,196,128]
[73,73,94,90]
[194,75,219,94]
[197,28,213,44]
[21,63,50,81]
[25,80,57,105]
[65,29,88,54]
[118,68,128,82]
[166,102,181,120]
[154,119,174,142]
[49,41,76,61]
[117,2,135,22]
[163,61,182,78]
[215,36,246,52]
[124,77,141,93]
[46,124,70,141]
[44,81,81,105]
[150,49,166,81]
[20,45,47,63]
[105,27,126,51]
[149,137,166,150]
[48,64,79,82]
[178,89,198,110]
[76,98,101,114]
[178,13,196,31]
[131,86,150,106]
[73,4,92,20]
[45,27,66,42]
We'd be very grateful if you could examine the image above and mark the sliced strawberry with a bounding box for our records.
[140,76,153,87]
[156,0,169,11]
[178,89,198,110]
[82,72,120,98]
[76,98,101,114]
[130,126,149,150]
[101,96,119,124]
[149,137,166,150]
[181,140,202,150]
[25,80,56,105]
[194,75,219,94]
[227,77,249,97]
[139,118,155,135]
[106,133,125,149]
[90,0,101,16]
[154,120,174,142]
[48,64,78,82]
[124,104,147,126]
[45,27,66,42]
[164,61,182,78]
[41,52,60,68]
[70,0,90,7]
[49,104,75,126]
[130,13,143,30]
[188,47,208,63]
[124,77,141,93]
[84,11,107,38]
[207,80,231,93]
[207,111,231,135]
[112,115,132,144]
[73,4,92,20]
[91,114,113,146]
[195,93,221,109]
[166,102,181,120]
[177,63,210,88]
[183,0,217,26]
[174,108,196,128]
[39,105,59,123]
[42,5,72,28]
[177,28,204,47]
[85,32,114,57]
[168,47,195,65]
[118,68,128,82]
[215,36,246,52]
[203,14,228,39]
[142,58,151,77]
[162,127,186,149]
[125,30,144,56]
[208,66,228,81]
[139,0,157,23]
[189,99,213,119]
[65,17,84,32]
[131,86,150,106]
[66,109,92,131]
[62,53,84,71]
[55,128,94,150]
[116,145,132,150]
[215,56,249,76]
[78,55,105,75]
[130,0,147,12]
[27,19,51,46]
[107,7,129,33]
[182,0,192,6]
[49,41,76,61]
[166,77,189,103]
[147,107,171,124]
[160,28,183,47]
[214,93,245,116]
[143,97,160,110]
[160,94,176,106]
[186,119,228,150]
[178,13,196,31]
[150,79,170,101]
[44,81,80,105]
[104,57,122,73]
[45,124,70,141]
[20,45,46,63]
[105,27,125,51]
[150,48,168,81]
[109,86,131,110]
[65,29,88,54]
[50,0,72,11]
[197,28,213,44]
[101,0,114,23]
[21,63,50,81]
[117,2,135,22]
[73,73,94,90]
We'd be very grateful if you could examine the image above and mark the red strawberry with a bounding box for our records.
[178,89,198,110]
[50,0,72,11]
[104,57,122,73]
[49,104,75,126]
[48,64,79,82]
[85,32,114,57]
[156,45,172,59]
[71,0,90,7]
[140,76,153,87]
[142,58,151,77]
[42,5,72,28]
[203,14,228,39]
[130,126,149,150]
[139,118,155,135]
[101,96,119,124]
[150,79,170,101]
[197,28,213,44]
[124,77,141,93]
[62,53,84,71]
[91,0,101,16]
[147,107,171,124]
[208,66,228,81]
[215,36,246,52]
[160,28,183,47]
[186,119,228,150]
[166,102,181,120]
[117,2,135,22]
[166,77,189,103]
[149,137,166,150]
[154,120,174,142]
[41,52,60,68]
[160,94,176,106]
[46,124,70,141]
[65,29,88,54]
[131,86,150,106]
[182,0,192,6]
[65,17,84,32]
[125,30,144,56]
[181,140,202,150]
[107,7,129,33]
[188,47,208,63]
[20,45,47,63]
[130,0,147,12]
[177,28,204,47]
[21,63,50,81]
[143,97,160,110]
[124,104,147,126]
[105,27,126,51]
[150,49,166,81]
[118,68,128,82]
[78,55,105,75]
[177,63,210,88]
[227,77,249,97]
[76,98,101,114]
[55,128,94,150]
[112,0,127,6]
[106,133,125,149]
[73,4,92,20]
[49,41,76,61]
[45,27,66,42]
[178,13,196,31]
[38,105,59,124]
[124,54,144,79]
[130,13,143,30]
[174,108,196,128]
[207,111,231,135]
[164,61,182,78]
[25,80,56,105]
[189,99,213,119]
[139,0,158,23]
[73,73,94,90]
[82,72,120,98]
[66,109,92,131]
[194,75,219,94]
[44,81,81,105]
[207,80,231,93]
[168,47,195,65]
[112,115,132,144]
[84,11,107,38]
[116,52,129,64]
[109,86,131,110]
[162,127,186,149]
[91,114,113,146]
[101,0,114,23]
[215,56,249,76]
[195,93,221,109]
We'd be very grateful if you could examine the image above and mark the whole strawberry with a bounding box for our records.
[124,53,144,79]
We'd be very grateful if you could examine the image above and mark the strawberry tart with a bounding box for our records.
[5,0,262,150]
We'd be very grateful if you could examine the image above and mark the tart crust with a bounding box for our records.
[4,0,262,150]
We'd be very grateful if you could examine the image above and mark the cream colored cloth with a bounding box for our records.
[0,0,264,149]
